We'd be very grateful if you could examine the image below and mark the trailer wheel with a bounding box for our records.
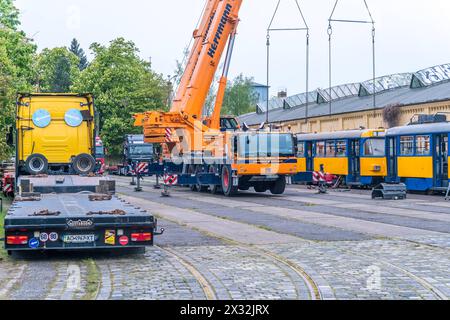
[221,166,238,197]
[270,176,286,195]
[25,154,48,175]
[72,154,96,175]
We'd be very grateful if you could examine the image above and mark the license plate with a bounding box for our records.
[63,235,96,244]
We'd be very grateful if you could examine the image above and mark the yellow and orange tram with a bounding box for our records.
[294,129,386,187]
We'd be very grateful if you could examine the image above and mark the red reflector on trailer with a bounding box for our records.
[7,236,28,245]
[131,233,152,242]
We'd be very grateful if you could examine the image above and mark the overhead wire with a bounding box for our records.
[266,0,310,127]
[327,0,376,117]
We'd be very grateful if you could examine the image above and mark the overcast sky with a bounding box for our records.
[14,0,450,97]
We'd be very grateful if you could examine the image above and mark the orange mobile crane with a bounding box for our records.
[135,0,298,196]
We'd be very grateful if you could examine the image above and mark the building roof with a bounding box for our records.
[250,82,269,88]
[240,63,450,126]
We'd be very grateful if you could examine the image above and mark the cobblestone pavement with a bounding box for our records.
[0,176,449,300]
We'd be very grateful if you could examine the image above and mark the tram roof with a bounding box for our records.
[297,130,367,141]
[387,122,450,136]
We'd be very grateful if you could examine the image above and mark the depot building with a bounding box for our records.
[240,63,450,133]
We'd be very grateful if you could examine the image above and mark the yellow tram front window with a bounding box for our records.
[416,135,431,156]
[363,139,385,157]
[400,136,414,156]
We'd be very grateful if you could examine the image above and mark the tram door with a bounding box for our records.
[349,139,360,181]
[306,142,314,172]
[435,134,448,188]
[387,137,398,181]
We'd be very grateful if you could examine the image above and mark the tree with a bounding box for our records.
[0,1,37,159]
[0,0,20,30]
[35,47,80,92]
[383,104,402,128]
[221,74,257,116]
[72,38,169,156]
[69,38,88,71]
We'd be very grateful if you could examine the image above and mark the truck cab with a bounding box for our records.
[16,93,97,177]
[118,135,154,176]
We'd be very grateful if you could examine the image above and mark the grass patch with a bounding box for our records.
[257,225,274,232]
[82,259,101,300]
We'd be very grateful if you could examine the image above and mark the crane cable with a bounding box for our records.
[266,0,310,128]
[328,0,376,117]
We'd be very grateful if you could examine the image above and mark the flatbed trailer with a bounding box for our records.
[4,175,161,254]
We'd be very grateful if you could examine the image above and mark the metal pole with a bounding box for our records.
[154,174,161,189]
[372,24,376,114]
[328,24,333,117]
[266,33,270,128]
[305,32,310,124]
[135,172,142,192]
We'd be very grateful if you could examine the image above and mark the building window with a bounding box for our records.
[416,135,431,156]
[400,136,414,156]
[336,140,347,157]
[316,141,325,157]
[363,139,385,157]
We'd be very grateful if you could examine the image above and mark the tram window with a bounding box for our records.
[336,140,347,157]
[326,141,336,157]
[297,142,305,157]
[316,141,325,157]
[400,136,414,156]
[416,135,431,156]
[363,139,385,157]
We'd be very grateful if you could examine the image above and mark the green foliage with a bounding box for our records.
[72,38,169,156]
[35,47,80,93]
[0,0,20,30]
[69,38,88,71]
[0,1,37,159]
[222,74,257,116]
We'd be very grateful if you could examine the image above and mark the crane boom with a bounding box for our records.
[134,0,299,198]
[135,0,242,148]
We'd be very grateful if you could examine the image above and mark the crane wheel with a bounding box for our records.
[72,154,96,175]
[221,166,238,197]
[270,176,286,195]
[254,185,268,193]
[25,154,49,175]
[209,166,221,194]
